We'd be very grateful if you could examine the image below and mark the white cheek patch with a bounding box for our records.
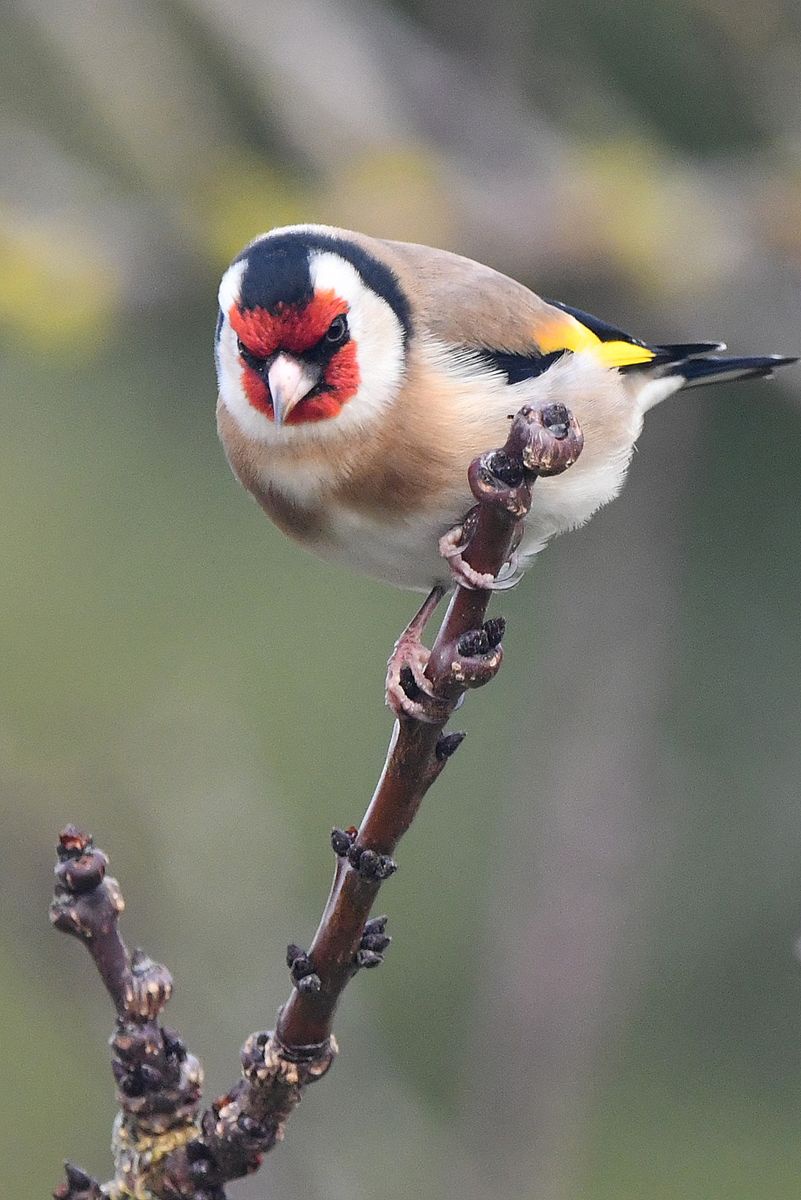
[309,250,406,431]
[216,260,277,438]
[217,259,246,316]
[216,316,277,440]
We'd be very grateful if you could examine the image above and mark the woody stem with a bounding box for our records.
[276,402,583,1047]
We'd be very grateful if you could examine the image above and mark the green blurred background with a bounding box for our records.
[3,1,801,1196]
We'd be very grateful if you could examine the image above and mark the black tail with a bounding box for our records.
[666,352,797,390]
[625,341,797,389]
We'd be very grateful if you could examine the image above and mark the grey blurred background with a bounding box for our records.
[3,1,801,1197]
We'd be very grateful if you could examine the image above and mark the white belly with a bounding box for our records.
[315,504,461,591]
[305,441,642,592]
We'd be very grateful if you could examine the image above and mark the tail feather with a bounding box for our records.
[669,353,798,389]
[621,339,797,387]
[650,341,727,364]
[632,349,797,412]
[545,298,797,392]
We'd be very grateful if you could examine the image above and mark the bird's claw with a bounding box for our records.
[385,651,453,722]
[385,633,442,722]
[385,585,451,722]
[438,523,494,590]
[488,551,525,590]
[439,517,524,592]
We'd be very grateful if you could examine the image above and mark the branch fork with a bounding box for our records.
[50,399,583,1198]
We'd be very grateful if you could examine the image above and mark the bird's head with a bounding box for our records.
[215,225,411,439]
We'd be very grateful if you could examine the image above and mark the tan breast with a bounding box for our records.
[217,400,330,543]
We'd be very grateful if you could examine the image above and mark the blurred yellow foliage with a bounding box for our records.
[574,138,739,298]
[191,147,457,270]
[0,212,119,353]
[192,154,311,266]
[325,148,457,247]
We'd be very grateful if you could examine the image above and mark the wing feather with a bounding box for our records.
[371,236,656,373]
[353,234,788,390]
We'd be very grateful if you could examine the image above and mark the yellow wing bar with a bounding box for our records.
[535,311,656,368]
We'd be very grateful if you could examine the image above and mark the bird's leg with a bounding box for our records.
[439,510,525,591]
[385,584,447,720]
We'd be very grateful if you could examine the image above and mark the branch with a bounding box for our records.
[50,400,583,1199]
[50,828,203,1200]
[276,401,582,1047]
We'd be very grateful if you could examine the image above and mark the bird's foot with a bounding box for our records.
[439,510,524,591]
[492,552,525,590]
[439,520,493,589]
[385,585,451,722]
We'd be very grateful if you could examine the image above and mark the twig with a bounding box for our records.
[50,400,583,1199]
[50,828,203,1200]
[276,401,583,1047]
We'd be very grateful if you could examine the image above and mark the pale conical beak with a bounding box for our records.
[267,353,319,426]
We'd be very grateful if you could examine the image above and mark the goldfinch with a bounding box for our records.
[215,227,795,621]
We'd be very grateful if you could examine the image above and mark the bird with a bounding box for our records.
[214,223,796,715]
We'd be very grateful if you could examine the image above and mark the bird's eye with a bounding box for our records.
[325,315,349,344]
[237,338,267,370]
